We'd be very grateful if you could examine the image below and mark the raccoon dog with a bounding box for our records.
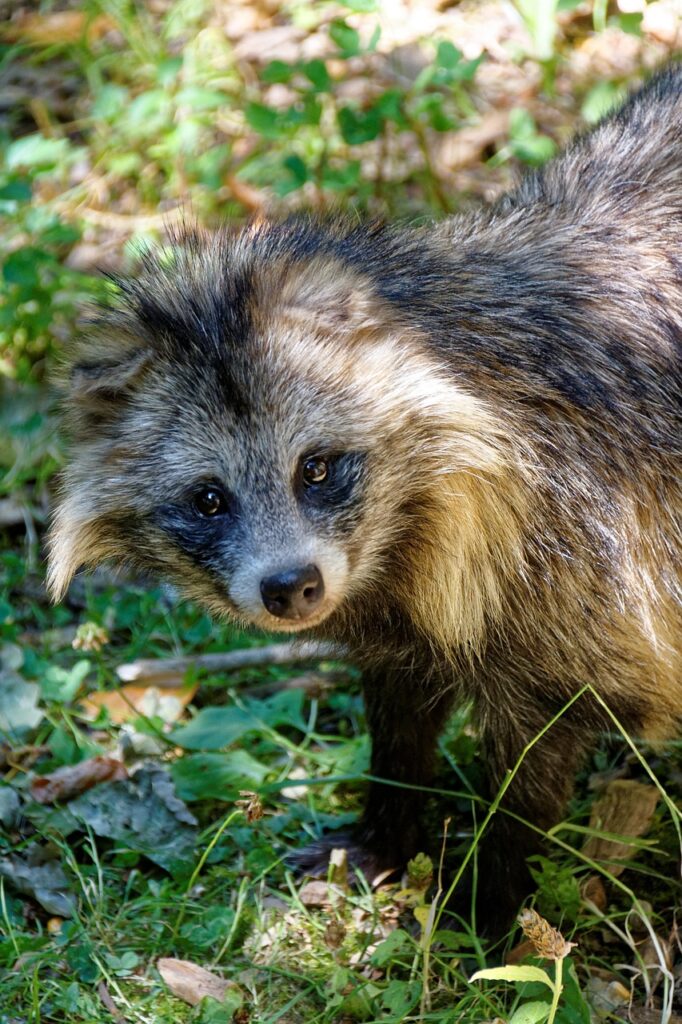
[49,68,682,931]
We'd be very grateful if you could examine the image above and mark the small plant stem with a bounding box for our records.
[435,685,590,932]
[547,957,563,1024]
[171,808,243,941]
[212,875,249,966]
[0,879,20,958]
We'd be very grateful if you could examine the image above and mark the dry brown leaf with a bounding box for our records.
[580,873,607,912]
[157,958,240,1007]
[298,880,331,907]
[30,756,128,805]
[583,779,659,876]
[81,683,198,725]
[1,12,114,45]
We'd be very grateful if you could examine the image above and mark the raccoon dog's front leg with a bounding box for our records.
[290,661,456,883]
[472,711,591,934]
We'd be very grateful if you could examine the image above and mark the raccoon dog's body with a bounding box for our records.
[50,69,682,929]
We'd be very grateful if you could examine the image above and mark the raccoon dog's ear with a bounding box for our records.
[64,339,153,424]
[277,259,379,335]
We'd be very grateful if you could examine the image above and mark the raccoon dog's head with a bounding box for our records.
[48,223,507,641]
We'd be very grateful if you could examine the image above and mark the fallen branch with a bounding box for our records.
[116,640,339,684]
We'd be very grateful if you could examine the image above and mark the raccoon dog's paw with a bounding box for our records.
[286,831,402,887]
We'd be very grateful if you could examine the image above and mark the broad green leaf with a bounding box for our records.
[41,659,91,703]
[171,751,268,801]
[381,979,422,1014]
[581,81,625,125]
[245,102,282,139]
[436,41,463,69]
[303,59,331,92]
[0,179,31,202]
[329,19,361,56]
[509,1001,551,1024]
[171,705,258,749]
[371,929,413,966]
[337,105,382,144]
[470,965,554,989]
[261,60,297,84]
[6,135,73,171]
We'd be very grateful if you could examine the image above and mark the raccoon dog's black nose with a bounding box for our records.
[260,565,325,620]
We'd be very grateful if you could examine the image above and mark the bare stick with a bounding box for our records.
[116,641,339,684]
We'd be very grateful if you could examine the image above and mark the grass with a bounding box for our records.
[1,531,680,1022]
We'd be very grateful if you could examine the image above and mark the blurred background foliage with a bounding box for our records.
[1,0,679,391]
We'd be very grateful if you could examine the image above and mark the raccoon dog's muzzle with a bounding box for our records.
[228,545,350,632]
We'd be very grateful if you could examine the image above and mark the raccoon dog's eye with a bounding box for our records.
[194,486,227,517]
[302,456,329,486]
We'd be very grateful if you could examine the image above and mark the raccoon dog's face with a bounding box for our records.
[48,227,503,636]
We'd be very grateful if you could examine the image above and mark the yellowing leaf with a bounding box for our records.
[470,965,554,989]
[81,683,198,724]
[157,958,241,1007]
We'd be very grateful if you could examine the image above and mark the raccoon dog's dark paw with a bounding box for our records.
[286,831,403,887]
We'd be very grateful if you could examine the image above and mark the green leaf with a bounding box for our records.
[175,87,226,110]
[283,154,308,186]
[0,179,31,202]
[66,940,100,984]
[616,11,642,34]
[171,751,268,801]
[303,59,331,92]
[245,102,282,139]
[6,135,73,171]
[91,83,129,120]
[329,19,361,56]
[41,659,91,703]
[338,0,378,10]
[509,1001,552,1024]
[321,160,361,190]
[171,691,304,750]
[581,81,625,125]
[171,705,260,750]
[556,961,591,1024]
[371,928,413,966]
[261,60,297,84]
[470,966,554,989]
[436,41,463,69]
[381,979,422,1014]
[337,105,383,144]
[513,136,557,164]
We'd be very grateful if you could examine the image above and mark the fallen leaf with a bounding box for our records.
[0,671,43,738]
[0,786,21,828]
[0,844,75,916]
[30,756,128,804]
[81,682,198,725]
[64,765,198,876]
[157,958,241,1007]
[583,780,660,875]
[1,12,113,45]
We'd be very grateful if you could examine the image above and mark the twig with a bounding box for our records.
[97,981,125,1022]
[116,641,339,683]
